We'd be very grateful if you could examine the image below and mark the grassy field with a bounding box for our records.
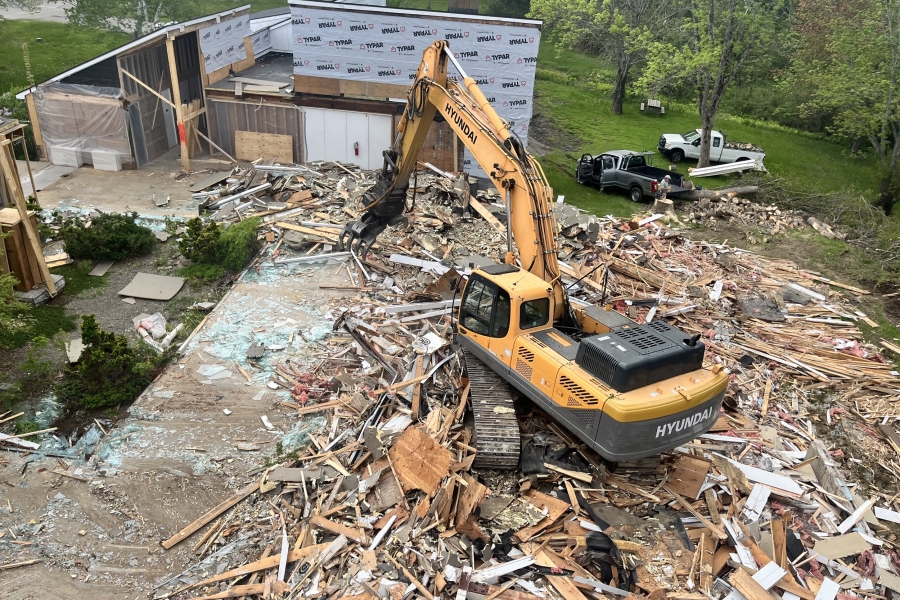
[0,21,129,93]
[533,41,883,217]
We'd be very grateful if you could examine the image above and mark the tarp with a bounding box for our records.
[32,83,131,166]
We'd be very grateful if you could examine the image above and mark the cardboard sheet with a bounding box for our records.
[89,260,114,276]
[117,272,184,301]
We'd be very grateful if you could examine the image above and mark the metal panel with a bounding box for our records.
[323,110,349,164]
[302,107,327,162]
[270,20,293,53]
[128,104,149,168]
[367,113,391,169]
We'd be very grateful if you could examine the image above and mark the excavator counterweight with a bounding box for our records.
[340,41,729,468]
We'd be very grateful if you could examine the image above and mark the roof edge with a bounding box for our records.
[287,0,542,27]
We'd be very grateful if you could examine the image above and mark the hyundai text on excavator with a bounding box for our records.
[338,41,729,469]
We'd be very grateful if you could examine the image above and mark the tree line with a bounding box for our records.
[528,0,900,214]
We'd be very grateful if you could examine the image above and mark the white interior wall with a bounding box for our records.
[303,107,391,169]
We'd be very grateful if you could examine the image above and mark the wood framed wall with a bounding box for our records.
[118,42,174,166]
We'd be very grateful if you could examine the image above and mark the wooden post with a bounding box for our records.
[0,140,55,296]
[166,36,189,172]
[17,129,39,207]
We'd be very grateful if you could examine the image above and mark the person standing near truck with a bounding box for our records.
[657,174,672,200]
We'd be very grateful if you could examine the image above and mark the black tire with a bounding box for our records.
[670,149,685,163]
[629,186,643,203]
[736,157,750,162]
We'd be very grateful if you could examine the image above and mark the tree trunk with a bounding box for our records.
[698,108,714,168]
[611,63,628,115]
[876,170,899,216]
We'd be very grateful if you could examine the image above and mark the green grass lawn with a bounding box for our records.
[0,21,130,93]
[533,41,883,217]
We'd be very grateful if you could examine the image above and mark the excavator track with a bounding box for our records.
[463,350,521,470]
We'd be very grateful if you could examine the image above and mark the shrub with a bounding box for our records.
[60,212,156,260]
[178,217,261,279]
[55,315,160,411]
[178,217,221,264]
[218,218,262,272]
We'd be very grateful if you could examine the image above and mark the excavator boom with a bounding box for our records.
[340,41,729,469]
[339,41,566,319]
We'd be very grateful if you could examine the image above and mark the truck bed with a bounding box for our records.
[724,141,763,153]
[628,166,685,187]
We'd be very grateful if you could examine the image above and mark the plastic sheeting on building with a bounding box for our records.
[32,83,132,168]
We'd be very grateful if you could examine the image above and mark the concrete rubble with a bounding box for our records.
[2,160,900,600]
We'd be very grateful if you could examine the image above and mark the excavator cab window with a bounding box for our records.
[520,298,550,330]
[460,276,510,338]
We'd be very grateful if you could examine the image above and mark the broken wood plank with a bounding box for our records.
[534,548,591,600]
[189,581,288,600]
[0,558,41,571]
[663,485,726,540]
[388,426,452,496]
[468,195,506,234]
[309,515,367,544]
[385,554,435,600]
[837,498,875,534]
[161,479,261,549]
[183,544,329,591]
[729,567,774,600]
[542,462,592,483]
[514,490,570,542]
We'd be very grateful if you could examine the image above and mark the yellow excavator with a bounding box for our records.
[339,41,728,469]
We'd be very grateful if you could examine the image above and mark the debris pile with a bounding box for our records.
[109,171,900,600]
[4,160,900,599]
[684,196,843,238]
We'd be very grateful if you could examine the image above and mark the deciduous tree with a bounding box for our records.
[639,0,782,167]
[529,0,678,114]
[59,0,196,39]
[787,0,900,214]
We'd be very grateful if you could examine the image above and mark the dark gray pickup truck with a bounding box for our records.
[576,150,686,202]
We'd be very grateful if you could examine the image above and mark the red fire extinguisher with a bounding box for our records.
[353,142,359,156]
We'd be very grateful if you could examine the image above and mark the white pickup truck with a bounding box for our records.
[658,129,765,164]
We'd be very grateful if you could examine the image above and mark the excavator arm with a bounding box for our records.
[338,41,566,319]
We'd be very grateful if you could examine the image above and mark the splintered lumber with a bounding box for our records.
[309,515,367,544]
[514,490,570,542]
[837,498,876,534]
[663,485,726,540]
[729,567,774,600]
[189,581,288,600]
[735,521,815,600]
[161,479,261,549]
[183,544,329,591]
[385,554,434,600]
[388,426,452,496]
[275,222,340,242]
[534,549,590,600]
[468,195,506,234]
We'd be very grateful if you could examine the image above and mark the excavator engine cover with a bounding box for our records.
[575,321,705,392]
